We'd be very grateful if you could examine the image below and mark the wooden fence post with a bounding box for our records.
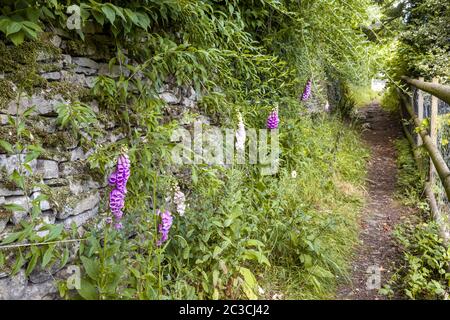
[417,77,424,146]
[430,78,439,184]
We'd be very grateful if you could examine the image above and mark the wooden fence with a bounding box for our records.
[399,76,450,245]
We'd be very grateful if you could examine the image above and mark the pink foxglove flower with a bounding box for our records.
[235,113,246,152]
[301,79,312,101]
[109,189,125,214]
[157,209,173,246]
[115,154,131,194]
[108,151,131,230]
[266,108,279,130]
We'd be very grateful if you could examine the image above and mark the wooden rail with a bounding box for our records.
[402,76,450,105]
[399,93,450,200]
[398,78,450,245]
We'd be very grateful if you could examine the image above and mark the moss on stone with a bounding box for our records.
[0,167,17,191]
[0,37,61,97]
[36,129,78,150]
[39,62,63,73]
[0,125,17,145]
[65,36,111,60]
[0,79,15,110]
[0,120,79,151]
[38,149,70,162]
[45,81,91,102]
[43,185,69,212]
[0,209,11,219]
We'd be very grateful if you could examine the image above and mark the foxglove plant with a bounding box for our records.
[266,107,279,130]
[108,152,131,230]
[235,112,246,152]
[157,209,173,246]
[301,79,312,101]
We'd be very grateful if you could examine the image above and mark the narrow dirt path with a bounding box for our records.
[337,103,412,300]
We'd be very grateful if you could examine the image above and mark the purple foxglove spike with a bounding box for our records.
[301,79,312,101]
[107,152,131,230]
[109,188,125,213]
[108,171,117,186]
[113,210,124,220]
[157,210,173,246]
[266,110,279,130]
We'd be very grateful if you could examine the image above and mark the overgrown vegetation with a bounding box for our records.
[382,220,450,299]
[374,0,450,299]
[380,138,449,299]
[0,0,380,300]
[394,139,426,207]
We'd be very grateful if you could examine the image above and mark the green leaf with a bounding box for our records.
[0,18,10,33]
[192,167,198,185]
[135,12,150,30]
[41,246,54,268]
[9,31,25,45]
[2,203,26,212]
[78,278,98,300]
[45,224,63,242]
[101,5,116,25]
[60,248,70,268]
[24,151,40,163]
[0,140,14,153]
[124,9,139,25]
[92,10,105,26]
[11,251,26,274]
[80,256,99,281]
[6,22,22,36]
[42,7,56,19]
[1,231,21,245]
[25,249,40,276]
[245,239,264,248]
[22,21,43,33]
[22,106,36,118]
[212,246,223,258]
[10,170,25,189]
[239,267,258,299]
[25,8,41,23]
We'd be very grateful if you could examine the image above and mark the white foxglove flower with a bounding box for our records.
[291,170,297,178]
[235,112,246,152]
[173,185,186,216]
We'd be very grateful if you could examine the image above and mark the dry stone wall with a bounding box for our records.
[0,31,198,299]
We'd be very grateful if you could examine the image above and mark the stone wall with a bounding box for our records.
[0,31,198,299]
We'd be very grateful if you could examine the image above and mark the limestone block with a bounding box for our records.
[0,269,27,299]
[6,93,68,116]
[41,72,62,81]
[62,206,98,229]
[159,92,180,104]
[57,191,100,219]
[72,57,99,69]
[36,160,59,179]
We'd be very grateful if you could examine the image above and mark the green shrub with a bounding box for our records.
[382,221,450,299]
